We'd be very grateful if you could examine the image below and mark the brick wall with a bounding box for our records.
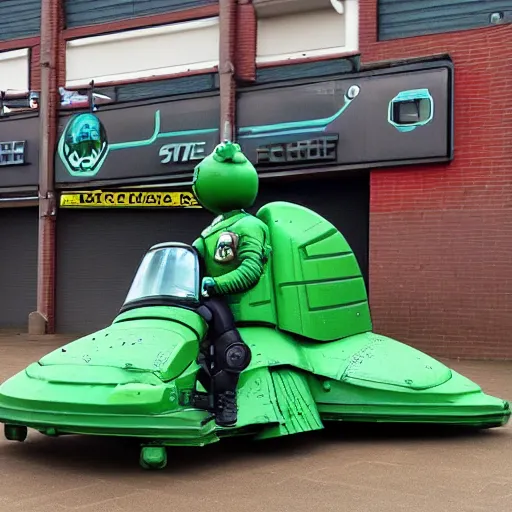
[236,0,256,82]
[360,0,512,359]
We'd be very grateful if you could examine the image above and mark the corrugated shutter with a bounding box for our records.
[255,57,358,85]
[379,0,512,40]
[65,0,216,28]
[0,208,38,328]
[0,0,41,41]
[56,175,369,334]
[103,74,217,103]
[56,208,212,333]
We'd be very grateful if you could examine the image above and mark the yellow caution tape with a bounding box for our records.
[60,190,200,208]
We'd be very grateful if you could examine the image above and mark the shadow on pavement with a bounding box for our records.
[0,422,501,476]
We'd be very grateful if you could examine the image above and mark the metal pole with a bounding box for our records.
[29,0,59,334]
[219,0,237,142]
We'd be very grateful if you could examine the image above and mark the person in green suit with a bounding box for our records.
[192,141,271,427]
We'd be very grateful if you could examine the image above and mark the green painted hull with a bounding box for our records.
[0,321,509,452]
[0,198,509,468]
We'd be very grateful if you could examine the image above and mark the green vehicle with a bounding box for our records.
[0,200,509,469]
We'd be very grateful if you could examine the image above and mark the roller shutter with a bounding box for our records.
[0,207,38,329]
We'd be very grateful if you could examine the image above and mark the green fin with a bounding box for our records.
[257,369,323,440]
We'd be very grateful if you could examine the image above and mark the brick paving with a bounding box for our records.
[0,333,510,512]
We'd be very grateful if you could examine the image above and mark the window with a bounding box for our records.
[0,49,30,93]
[66,18,219,87]
[124,245,200,305]
[256,0,358,64]
[0,141,26,167]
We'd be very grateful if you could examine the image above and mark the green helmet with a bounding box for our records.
[192,141,259,215]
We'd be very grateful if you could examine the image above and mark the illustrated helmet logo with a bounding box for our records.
[58,113,109,177]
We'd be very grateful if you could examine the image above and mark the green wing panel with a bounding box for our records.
[257,201,372,341]
[256,369,324,440]
[39,307,204,382]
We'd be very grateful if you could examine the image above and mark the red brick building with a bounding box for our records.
[0,0,510,359]
[359,1,512,359]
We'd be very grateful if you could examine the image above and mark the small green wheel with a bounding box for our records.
[140,446,167,470]
[4,424,28,442]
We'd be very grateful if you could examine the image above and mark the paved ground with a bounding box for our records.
[0,333,511,512]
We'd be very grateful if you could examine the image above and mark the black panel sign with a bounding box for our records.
[55,95,220,184]
[54,59,452,186]
[0,115,39,187]
[238,60,453,173]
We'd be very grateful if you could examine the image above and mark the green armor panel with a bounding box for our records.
[256,201,373,342]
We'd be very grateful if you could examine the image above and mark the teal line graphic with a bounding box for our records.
[387,89,434,133]
[238,127,327,140]
[109,110,219,151]
[238,94,356,139]
[108,92,355,149]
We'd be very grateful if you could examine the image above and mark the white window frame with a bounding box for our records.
[65,17,220,87]
[256,0,359,64]
[0,48,30,93]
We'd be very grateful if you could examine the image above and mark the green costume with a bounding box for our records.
[192,141,271,299]
[191,141,270,427]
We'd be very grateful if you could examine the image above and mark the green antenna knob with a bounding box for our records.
[214,141,244,162]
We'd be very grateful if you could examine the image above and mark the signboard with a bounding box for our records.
[54,59,452,185]
[0,115,39,187]
[238,59,453,173]
[55,95,219,184]
[59,190,200,208]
